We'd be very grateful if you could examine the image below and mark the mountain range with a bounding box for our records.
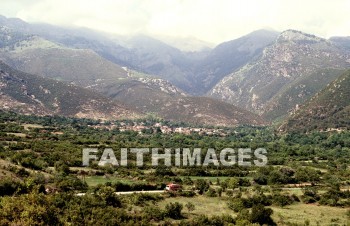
[0,60,136,120]
[0,15,349,130]
[209,30,350,121]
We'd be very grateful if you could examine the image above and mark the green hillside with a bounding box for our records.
[0,35,128,87]
[0,61,138,120]
[263,68,345,121]
[281,69,350,132]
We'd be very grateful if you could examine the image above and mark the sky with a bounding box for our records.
[0,0,349,44]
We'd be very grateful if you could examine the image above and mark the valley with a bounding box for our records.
[0,13,349,226]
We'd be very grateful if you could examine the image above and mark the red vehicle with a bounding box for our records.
[165,183,181,191]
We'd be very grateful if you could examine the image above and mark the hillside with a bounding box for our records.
[262,68,346,121]
[0,61,137,120]
[0,16,279,95]
[209,30,350,120]
[330,36,350,51]
[192,29,279,94]
[0,24,267,127]
[0,32,128,88]
[104,78,265,126]
[280,69,350,132]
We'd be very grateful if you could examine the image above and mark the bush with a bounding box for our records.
[0,178,26,196]
[164,202,183,219]
[206,188,217,197]
[301,187,320,203]
[250,204,275,225]
[95,186,122,208]
[143,206,165,221]
[227,199,245,212]
[182,176,194,185]
[178,190,196,197]
[272,193,294,207]
[129,193,163,206]
[54,174,88,192]
[195,179,209,195]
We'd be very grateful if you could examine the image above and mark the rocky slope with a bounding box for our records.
[109,82,265,126]
[192,29,279,94]
[0,24,267,126]
[0,31,128,88]
[209,30,350,120]
[280,69,350,132]
[0,16,279,95]
[0,61,137,120]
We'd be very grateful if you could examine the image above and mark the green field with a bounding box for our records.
[84,176,135,187]
[179,176,253,183]
[271,203,350,225]
[158,196,350,225]
[158,196,234,217]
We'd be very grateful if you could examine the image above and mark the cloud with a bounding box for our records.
[0,0,349,43]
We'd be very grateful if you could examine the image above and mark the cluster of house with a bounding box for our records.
[89,122,229,136]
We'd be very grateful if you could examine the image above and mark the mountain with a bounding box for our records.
[0,29,128,88]
[209,30,350,121]
[0,25,264,127]
[0,61,138,120]
[5,15,349,127]
[280,69,350,132]
[155,35,214,52]
[116,35,196,91]
[0,16,279,95]
[330,36,350,51]
[0,57,263,126]
[191,29,279,95]
[107,80,265,126]
[262,68,346,121]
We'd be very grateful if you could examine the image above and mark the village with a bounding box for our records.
[88,121,230,136]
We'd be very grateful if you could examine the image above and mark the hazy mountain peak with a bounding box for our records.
[155,35,214,52]
[245,29,280,37]
[278,29,325,43]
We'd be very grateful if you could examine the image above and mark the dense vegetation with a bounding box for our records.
[283,69,350,132]
[0,111,350,225]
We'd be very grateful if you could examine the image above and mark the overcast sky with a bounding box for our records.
[0,0,349,44]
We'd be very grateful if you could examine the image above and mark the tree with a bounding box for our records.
[226,178,239,190]
[250,204,275,225]
[195,179,209,195]
[54,160,70,175]
[96,185,122,208]
[165,202,183,219]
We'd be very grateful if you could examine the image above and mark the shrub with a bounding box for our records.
[227,199,244,212]
[164,202,183,219]
[179,190,196,197]
[250,204,275,225]
[143,206,165,221]
[0,178,26,196]
[206,188,217,197]
[195,179,209,195]
[272,193,294,207]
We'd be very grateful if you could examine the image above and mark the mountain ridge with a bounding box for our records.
[209,29,350,120]
[280,69,350,132]
[0,60,138,120]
